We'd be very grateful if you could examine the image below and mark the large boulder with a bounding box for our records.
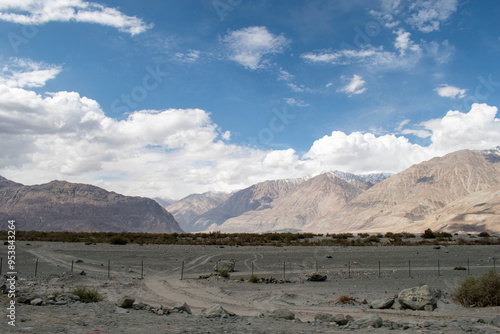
[172,301,192,314]
[213,260,236,272]
[370,297,395,309]
[305,272,327,282]
[351,314,383,329]
[116,296,135,308]
[398,285,437,310]
[202,304,235,318]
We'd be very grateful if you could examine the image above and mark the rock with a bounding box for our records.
[314,312,333,322]
[202,304,235,318]
[434,246,441,249]
[424,304,435,312]
[56,293,80,303]
[116,296,135,308]
[305,272,327,282]
[398,285,437,311]
[30,298,43,306]
[79,270,86,276]
[17,296,32,304]
[490,316,500,328]
[351,314,383,329]
[115,307,129,314]
[214,260,236,272]
[370,297,394,309]
[264,309,295,320]
[331,314,350,326]
[75,259,84,263]
[133,302,147,310]
[172,301,192,314]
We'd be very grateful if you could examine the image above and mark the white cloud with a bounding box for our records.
[406,0,458,33]
[173,50,200,63]
[0,0,152,35]
[1,58,62,88]
[283,98,309,107]
[434,84,466,99]
[301,47,388,65]
[221,26,290,70]
[339,74,366,96]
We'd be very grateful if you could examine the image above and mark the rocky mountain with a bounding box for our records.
[166,191,231,231]
[180,171,391,233]
[0,177,183,233]
[309,149,500,233]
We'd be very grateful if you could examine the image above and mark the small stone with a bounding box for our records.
[79,270,86,276]
[314,312,333,322]
[202,304,235,318]
[370,297,395,309]
[263,309,295,320]
[424,304,435,312]
[351,314,383,329]
[331,314,349,326]
[56,293,80,303]
[30,298,43,306]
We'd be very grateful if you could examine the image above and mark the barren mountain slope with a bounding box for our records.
[309,149,500,233]
[215,173,369,232]
[0,178,183,233]
[166,191,230,231]
[186,179,303,232]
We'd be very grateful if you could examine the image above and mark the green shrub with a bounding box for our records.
[239,276,245,281]
[422,229,436,239]
[478,232,490,238]
[109,235,128,245]
[453,270,500,307]
[71,286,103,303]
[218,269,230,279]
[249,274,259,283]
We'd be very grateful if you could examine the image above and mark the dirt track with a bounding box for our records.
[1,241,499,333]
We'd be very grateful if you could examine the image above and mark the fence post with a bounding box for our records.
[0,257,2,275]
[378,260,381,278]
[251,262,254,276]
[283,262,286,281]
[71,260,74,272]
[438,259,440,276]
[467,259,470,275]
[181,261,184,280]
[35,259,38,277]
[108,260,110,279]
[348,262,351,278]
[316,260,318,272]
[141,260,144,279]
[494,257,496,271]
[408,260,411,277]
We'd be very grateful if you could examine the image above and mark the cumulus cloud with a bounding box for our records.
[0,0,152,35]
[434,84,466,99]
[339,74,366,96]
[221,26,290,70]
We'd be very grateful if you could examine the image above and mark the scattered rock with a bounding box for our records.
[79,270,86,276]
[305,272,327,282]
[116,296,135,308]
[433,246,441,249]
[214,259,236,272]
[75,259,84,263]
[351,314,383,329]
[331,314,350,326]
[263,309,295,320]
[172,301,192,314]
[424,304,436,312]
[115,307,129,314]
[398,285,437,311]
[370,297,394,309]
[326,255,333,258]
[314,312,333,322]
[17,296,32,304]
[56,294,80,303]
[202,304,235,318]
[490,316,500,328]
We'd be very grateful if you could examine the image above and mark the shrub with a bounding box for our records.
[422,229,436,239]
[335,295,356,304]
[453,270,500,307]
[239,277,245,281]
[218,269,230,279]
[454,266,467,271]
[109,235,128,245]
[478,232,490,238]
[249,274,259,283]
[71,286,103,303]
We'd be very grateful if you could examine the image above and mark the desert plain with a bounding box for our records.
[1,240,500,333]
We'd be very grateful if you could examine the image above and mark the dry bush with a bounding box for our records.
[249,274,259,283]
[334,295,357,304]
[453,269,500,307]
[71,286,103,303]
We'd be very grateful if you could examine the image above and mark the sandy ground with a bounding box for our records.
[1,241,500,333]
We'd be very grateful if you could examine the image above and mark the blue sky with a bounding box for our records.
[0,0,499,199]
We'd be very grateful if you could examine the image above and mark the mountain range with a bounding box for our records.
[167,148,500,233]
[0,178,183,233]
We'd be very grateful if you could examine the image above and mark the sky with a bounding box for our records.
[0,0,499,200]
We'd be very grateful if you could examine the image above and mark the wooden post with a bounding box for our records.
[141,260,144,279]
[251,262,254,276]
[35,259,38,277]
[408,260,411,277]
[181,261,184,280]
[0,257,2,275]
[316,260,318,272]
[108,260,110,279]
[378,260,381,278]
[71,260,74,272]
[283,262,286,281]
[467,258,470,275]
[494,257,496,271]
[348,262,351,278]
[438,259,440,276]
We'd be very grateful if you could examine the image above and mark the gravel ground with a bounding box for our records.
[1,241,499,333]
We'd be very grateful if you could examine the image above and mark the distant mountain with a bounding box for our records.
[179,171,391,233]
[166,191,231,231]
[0,177,183,233]
[309,149,500,233]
